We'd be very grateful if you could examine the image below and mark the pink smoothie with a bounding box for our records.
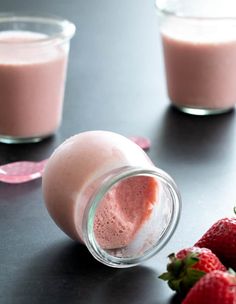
[0,31,68,138]
[162,31,236,109]
[94,175,157,249]
[42,131,159,250]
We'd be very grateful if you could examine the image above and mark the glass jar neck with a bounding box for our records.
[81,165,181,268]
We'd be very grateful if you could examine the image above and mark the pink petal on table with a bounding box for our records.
[129,136,151,150]
[0,159,48,184]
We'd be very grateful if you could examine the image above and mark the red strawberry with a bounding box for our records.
[195,216,236,270]
[182,270,236,304]
[159,246,226,294]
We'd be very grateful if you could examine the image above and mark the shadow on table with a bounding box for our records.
[151,105,235,164]
[0,135,60,165]
[10,240,178,304]
[0,178,42,202]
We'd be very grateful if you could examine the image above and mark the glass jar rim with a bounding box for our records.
[82,166,181,268]
[0,12,76,46]
[155,0,236,21]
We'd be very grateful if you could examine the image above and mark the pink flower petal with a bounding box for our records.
[129,136,151,150]
[0,159,47,184]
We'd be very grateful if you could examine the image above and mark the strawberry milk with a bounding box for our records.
[161,29,236,112]
[0,31,68,142]
[43,131,158,244]
[94,175,158,249]
[43,131,181,267]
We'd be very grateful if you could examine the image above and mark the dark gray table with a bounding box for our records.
[1,1,236,303]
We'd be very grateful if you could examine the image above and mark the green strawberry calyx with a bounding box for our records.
[159,252,205,294]
[228,268,236,276]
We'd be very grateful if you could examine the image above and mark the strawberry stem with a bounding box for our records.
[159,253,206,294]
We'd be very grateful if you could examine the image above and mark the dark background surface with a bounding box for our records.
[0,1,236,304]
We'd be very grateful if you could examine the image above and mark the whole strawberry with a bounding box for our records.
[182,270,236,304]
[195,216,236,270]
[159,246,226,294]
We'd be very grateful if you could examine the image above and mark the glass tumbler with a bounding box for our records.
[0,13,75,143]
[156,0,236,115]
[42,131,181,268]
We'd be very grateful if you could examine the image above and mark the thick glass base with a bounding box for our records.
[173,104,234,116]
[0,134,52,144]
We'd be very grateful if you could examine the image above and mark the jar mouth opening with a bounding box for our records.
[155,0,236,21]
[82,166,181,268]
[0,12,76,46]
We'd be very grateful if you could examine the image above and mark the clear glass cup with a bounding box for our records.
[82,166,181,267]
[0,13,76,143]
[156,0,236,115]
[42,131,181,268]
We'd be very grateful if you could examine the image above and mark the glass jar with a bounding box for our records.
[156,0,236,115]
[0,13,75,143]
[42,131,181,267]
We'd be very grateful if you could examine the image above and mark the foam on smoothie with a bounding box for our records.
[0,31,64,63]
[94,176,158,249]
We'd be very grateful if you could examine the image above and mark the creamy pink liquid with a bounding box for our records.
[42,131,158,249]
[0,31,68,138]
[94,175,157,249]
[162,31,236,109]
